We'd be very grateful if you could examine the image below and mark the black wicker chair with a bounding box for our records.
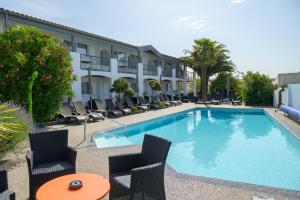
[109,134,172,200]
[26,130,77,200]
[0,170,15,200]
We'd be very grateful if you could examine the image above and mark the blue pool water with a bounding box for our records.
[94,108,300,191]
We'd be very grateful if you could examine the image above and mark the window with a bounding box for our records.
[113,51,125,61]
[77,43,88,55]
[62,40,72,51]
[81,82,89,94]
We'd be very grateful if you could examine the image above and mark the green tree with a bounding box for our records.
[149,80,161,92]
[124,87,135,98]
[0,25,75,122]
[241,71,276,105]
[210,72,241,96]
[110,78,129,107]
[183,38,235,101]
[188,78,201,94]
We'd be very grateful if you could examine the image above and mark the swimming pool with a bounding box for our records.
[94,108,300,191]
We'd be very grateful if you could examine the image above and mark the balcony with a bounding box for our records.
[143,64,158,76]
[176,69,184,79]
[80,54,111,72]
[162,67,172,77]
[118,61,138,74]
[186,71,194,81]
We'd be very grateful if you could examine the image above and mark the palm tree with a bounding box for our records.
[183,38,235,102]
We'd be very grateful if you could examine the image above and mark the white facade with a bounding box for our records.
[71,52,188,105]
[273,84,300,110]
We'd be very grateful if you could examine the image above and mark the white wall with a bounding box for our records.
[70,52,188,104]
[288,84,300,110]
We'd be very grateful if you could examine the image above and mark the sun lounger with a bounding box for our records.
[137,96,150,107]
[73,101,104,121]
[105,99,124,118]
[124,96,149,112]
[158,95,171,107]
[58,104,86,124]
[149,96,161,110]
[91,99,108,116]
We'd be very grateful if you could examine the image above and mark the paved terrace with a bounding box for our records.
[1,103,300,200]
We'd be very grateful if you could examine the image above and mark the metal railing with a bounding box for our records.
[89,115,128,142]
[162,67,172,77]
[80,54,111,72]
[176,69,184,78]
[143,64,158,76]
[117,61,138,74]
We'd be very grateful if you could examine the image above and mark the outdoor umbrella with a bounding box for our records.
[88,65,93,109]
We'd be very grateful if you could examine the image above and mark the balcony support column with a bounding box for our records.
[183,66,187,95]
[110,58,118,83]
[137,63,144,96]
[172,68,177,96]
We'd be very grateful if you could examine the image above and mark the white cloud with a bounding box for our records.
[230,0,247,4]
[171,16,206,32]
[18,0,68,19]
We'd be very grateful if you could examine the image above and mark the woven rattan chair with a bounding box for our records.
[109,134,171,200]
[0,170,15,200]
[26,130,77,200]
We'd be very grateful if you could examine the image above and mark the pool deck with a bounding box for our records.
[1,103,300,200]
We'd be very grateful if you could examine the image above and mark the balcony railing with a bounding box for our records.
[162,67,172,77]
[80,54,111,72]
[143,64,158,76]
[176,70,184,78]
[118,61,138,74]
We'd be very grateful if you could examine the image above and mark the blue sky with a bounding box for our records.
[1,0,300,77]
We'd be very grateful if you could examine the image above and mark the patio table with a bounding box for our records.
[36,173,110,200]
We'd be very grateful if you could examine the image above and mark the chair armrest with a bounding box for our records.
[130,163,165,194]
[25,151,34,173]
[66,146,77,167]
[0,170,8,192]
[109,153,141,174]
[8,191,15,200]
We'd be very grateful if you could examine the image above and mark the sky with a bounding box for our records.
[1,0,300,77]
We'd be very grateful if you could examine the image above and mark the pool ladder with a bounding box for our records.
[84,112,128,142]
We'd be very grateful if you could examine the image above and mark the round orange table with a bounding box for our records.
[36,173,110,200]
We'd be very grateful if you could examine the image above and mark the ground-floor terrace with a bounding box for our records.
[2,103,300,200]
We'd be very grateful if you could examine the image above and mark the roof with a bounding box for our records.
[278,72,300,87]
[0,7,179,61]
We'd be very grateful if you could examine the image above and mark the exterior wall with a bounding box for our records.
[278,73,300,87]
[288,84,300,110]
[1,9,189,105]
[273,84,300,109]
[0,14,4,32]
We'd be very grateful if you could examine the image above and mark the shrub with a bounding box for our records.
[241,71,276,105]
[110,78,129,93]
[124,87,135,98]
[130,106,138,112]
[149,80,161,91]
[0,102,32,153]
[0,25,75,122]
[159,102,166,109]
[210,72,241,97]
[110,78,129,108]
